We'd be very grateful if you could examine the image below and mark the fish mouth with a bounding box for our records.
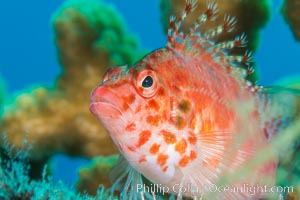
[90,86,123,119]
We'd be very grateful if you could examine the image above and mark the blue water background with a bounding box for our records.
[0,0,299,186]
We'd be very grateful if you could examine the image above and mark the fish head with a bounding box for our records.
[90,50,170,149]
[90,49,200,181]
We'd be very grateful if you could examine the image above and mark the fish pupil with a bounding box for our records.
[142,76,153,88]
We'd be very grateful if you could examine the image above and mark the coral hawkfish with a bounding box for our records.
[90,0,298,199]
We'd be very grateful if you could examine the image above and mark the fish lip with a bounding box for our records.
[89,101,123,118]
[89,86,123,118]
[90,94,113,104]
[90,85,119,105]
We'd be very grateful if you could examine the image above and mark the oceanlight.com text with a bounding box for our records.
[136,183,293,196]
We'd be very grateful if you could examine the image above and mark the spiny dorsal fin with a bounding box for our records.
[166,0,198,49]
[166,0,260,92]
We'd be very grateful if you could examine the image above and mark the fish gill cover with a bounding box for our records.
[0,0,300,199]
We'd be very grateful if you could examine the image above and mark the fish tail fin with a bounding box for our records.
[258,86,300,139]
[259,85,300,191]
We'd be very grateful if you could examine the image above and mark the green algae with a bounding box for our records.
[52,0,141,67]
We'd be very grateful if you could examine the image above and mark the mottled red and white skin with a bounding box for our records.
[90,1,297,199]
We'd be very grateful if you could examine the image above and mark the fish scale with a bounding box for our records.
[89,0,299,199]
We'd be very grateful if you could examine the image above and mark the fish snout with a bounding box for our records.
[89,86,123,118]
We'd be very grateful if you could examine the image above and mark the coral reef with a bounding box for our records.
[0,0,142,160]
[282,0,300,41]
[76,155,118,195]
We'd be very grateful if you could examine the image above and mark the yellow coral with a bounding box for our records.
[283,0,300,41]
[0,0,142,160]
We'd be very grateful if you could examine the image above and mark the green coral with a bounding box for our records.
[0,135,116,200]
[52,0,140,68]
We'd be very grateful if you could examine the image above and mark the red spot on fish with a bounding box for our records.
[171,85,181,93]
[146,115,161,126]
[157,153,169,167]
[190,150,197,160]
[139,155,147,163]
[175,138,187,155]
[149,143,160,155]
[137,130,151,147]
[148,99,159,111]
[127,146,136,152]
[135,105,141,113]
[174,116,186,130]
[157,87,166,96]
[122,94,135,106]
[161,130,177,144]
[162,166,168,172]
[127,94,136,104]
[125,123,136,132]
[179,156,189,167]
[263,127,269,140]
[188,131,197,145]
[138,86,144,94]
[178,100,191,113]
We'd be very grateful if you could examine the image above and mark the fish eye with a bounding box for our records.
[142,76,153,88]
[135,69,158,98]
